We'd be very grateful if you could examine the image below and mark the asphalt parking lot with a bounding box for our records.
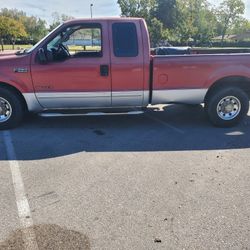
[0,104,250,250]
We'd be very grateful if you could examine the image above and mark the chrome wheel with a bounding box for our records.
[217,96,241,121]
[0,97,12,123]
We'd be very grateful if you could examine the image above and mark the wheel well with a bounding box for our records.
[0,82,28,111]
[205,76,250,104]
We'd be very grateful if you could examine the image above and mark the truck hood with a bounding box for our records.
[0,53,31,67]
[0,52,33,93]
[0,50,17,56]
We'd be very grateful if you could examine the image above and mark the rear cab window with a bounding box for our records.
[112,22,138,57]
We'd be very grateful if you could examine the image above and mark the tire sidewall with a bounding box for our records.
[206,87,249,127]
[0,88,24,130]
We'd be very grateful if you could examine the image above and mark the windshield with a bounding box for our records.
[25,23,64,53]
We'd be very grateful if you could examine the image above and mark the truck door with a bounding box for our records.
[31,21,111,109]
[109,20,145,106]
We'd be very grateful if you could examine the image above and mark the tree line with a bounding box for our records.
[0,0,249,50]
[0,9,73,50]
[118,0,250,46]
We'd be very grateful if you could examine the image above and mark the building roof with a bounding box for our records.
[212,31,250,41]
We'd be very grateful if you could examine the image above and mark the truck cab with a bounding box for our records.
[31,18,150,109]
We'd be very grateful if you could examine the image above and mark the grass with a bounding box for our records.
[193,47,250,49]
[1,44,33,51]
[1,44,101,52]
[67,45,101,52]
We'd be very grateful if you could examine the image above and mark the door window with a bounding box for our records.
[46,24,102,61]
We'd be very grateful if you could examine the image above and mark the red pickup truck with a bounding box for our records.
[0,17,250,129]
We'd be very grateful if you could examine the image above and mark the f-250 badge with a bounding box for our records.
[13,68,29,73]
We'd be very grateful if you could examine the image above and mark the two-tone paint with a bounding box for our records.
[0,18,250,113]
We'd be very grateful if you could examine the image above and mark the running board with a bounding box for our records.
[38,111,144,118]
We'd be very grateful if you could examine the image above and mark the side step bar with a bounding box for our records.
[39,111,144,118]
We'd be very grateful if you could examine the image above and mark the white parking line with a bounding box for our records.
[3,131,39,250]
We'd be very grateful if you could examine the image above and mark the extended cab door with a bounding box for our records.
[31,21,111,109]
[109,20,145,106]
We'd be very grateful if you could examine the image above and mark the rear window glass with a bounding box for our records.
[112,23,138,57]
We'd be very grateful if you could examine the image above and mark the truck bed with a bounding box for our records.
[151,53,250,105]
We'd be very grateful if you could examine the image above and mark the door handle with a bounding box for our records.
[100,65,109,77]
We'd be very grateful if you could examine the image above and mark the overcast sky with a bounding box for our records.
[1,0,250,24]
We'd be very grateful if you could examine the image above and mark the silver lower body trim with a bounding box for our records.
[36,91,111,109]
[112,91,144,106]
[35,91,147,109]
[23,93,43,112]
[23,89,207,113]
[152,89,208,105]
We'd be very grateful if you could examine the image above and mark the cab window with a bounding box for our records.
[46,23,102,61]
[112,22,138,57]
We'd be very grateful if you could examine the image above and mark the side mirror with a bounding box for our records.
[37,48,47,64]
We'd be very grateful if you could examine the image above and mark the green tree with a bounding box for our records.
[0,8,26,21]
[148,17,168,46]
[23,16,47,43]
[117,0,156,22]
[0,8,47,43]
[153,0,178,29]
[0,16,27,50]
[175,0,217,44]
[118,0,170,45]
[216,0,245,43]
[49,12,74,31]
[231,17,250,34]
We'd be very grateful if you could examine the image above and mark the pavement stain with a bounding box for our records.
[154,238,162,243]
[93,130,106,136]
[36,191,56,199]
[0,224,90,250]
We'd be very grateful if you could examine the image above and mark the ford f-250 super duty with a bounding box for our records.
[0,17,250,129]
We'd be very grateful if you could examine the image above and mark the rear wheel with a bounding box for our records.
[205,87,249,127]
[0,87,25,130]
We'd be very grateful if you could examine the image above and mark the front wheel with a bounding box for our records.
[205,87,249,127]
[0,88,24,130]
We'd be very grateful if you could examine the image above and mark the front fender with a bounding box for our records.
[0,73,30,93]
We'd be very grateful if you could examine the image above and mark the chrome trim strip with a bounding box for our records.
[112,91,143,97]
[152,89,208,105]
[39,111,144,118]
[36,92,111,99]
[36,91,144,99]
[23,93,43,112]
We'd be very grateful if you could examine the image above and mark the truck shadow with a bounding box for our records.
[2,105,250,160]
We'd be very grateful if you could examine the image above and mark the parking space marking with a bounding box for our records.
[145,113,185,134]
[3,131,39,250]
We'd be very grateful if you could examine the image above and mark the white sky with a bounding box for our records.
[0,0,249,24]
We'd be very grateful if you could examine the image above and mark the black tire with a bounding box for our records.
[205,87,249,127]
[0,87,25,130]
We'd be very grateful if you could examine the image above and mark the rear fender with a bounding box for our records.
[204,65,250,89]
